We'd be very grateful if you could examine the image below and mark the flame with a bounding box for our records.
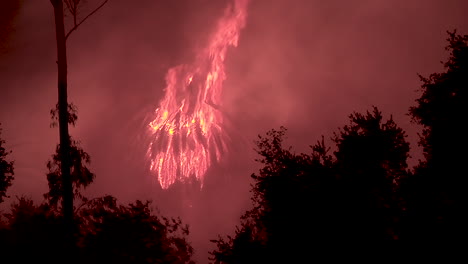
[147,0,249,189]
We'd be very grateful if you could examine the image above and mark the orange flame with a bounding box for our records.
[147,0,249,189]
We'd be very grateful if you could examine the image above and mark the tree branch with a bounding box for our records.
[74,196,101,214]
[65,0,109,41]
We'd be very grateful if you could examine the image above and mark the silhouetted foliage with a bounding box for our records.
[0,124,14,203]
[409,30,467,169]
[209,225,267,264]
[77,195,195,264]
[333,107,410,240]
[210,107,410,263]
[211,127,328,263]
[50,102,78,128]
[401,30,468,241]
[44,138,95,210]
[0,194,195,263]
[0,196,66,263]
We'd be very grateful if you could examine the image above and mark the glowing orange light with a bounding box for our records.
[147,0,249,189]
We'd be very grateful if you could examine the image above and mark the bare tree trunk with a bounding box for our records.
[51,0,73,241]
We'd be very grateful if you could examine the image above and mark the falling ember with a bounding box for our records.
[147,0,249,189]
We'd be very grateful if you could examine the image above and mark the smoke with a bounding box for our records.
[225,0,468,156]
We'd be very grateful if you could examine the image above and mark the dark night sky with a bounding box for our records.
[1,0,467,261]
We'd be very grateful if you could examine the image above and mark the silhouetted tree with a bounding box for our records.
[0,124,14,203]
[211,127,338,263]
[1,195,195,263]
[44,102,95,254]
[333,107,410,240]
[409,31,467,168]
[401,30,468,240]
[210,225,266,264]
[1,196,66,263]
[49,0,108,236]
[77,195,195,264]
[211,107,410,262]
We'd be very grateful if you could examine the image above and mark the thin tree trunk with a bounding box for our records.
[51,0,73,242]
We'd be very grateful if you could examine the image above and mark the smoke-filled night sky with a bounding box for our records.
[1,0,467,261]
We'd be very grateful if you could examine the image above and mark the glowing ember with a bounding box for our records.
[147,0,249,189]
